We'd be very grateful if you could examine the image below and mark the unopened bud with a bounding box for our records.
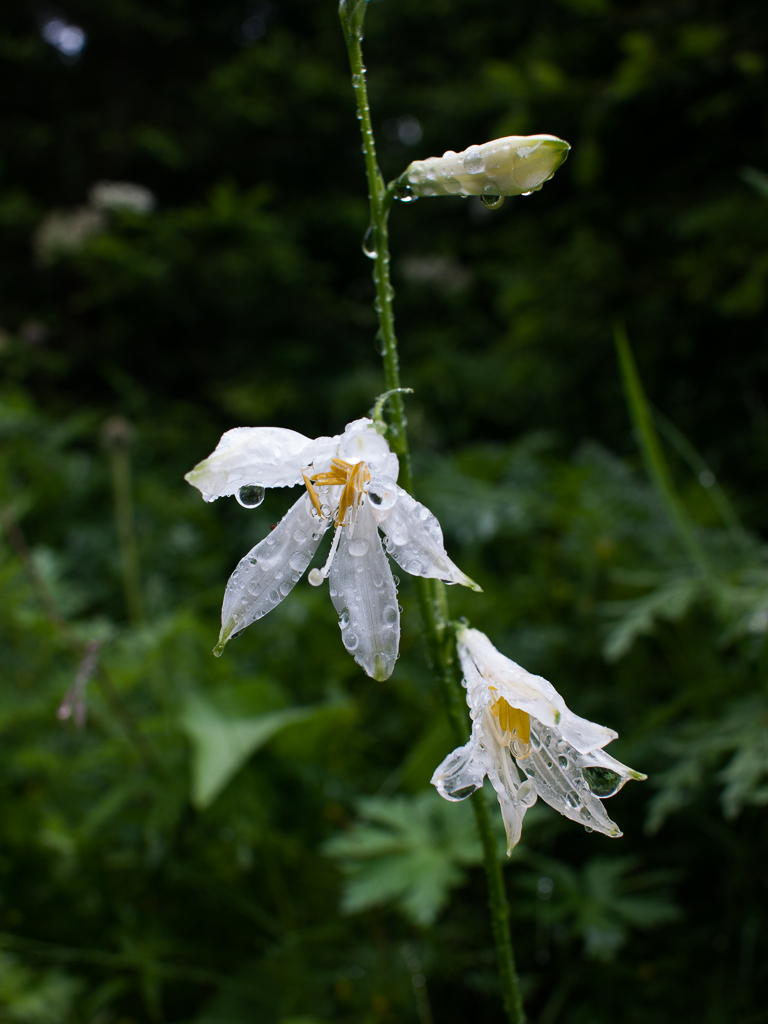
[401,134,570,199]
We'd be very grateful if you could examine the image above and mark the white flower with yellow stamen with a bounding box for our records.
[432,628,646,853]
[185,417,480,680]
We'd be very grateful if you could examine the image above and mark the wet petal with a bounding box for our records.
[185,427,339,501]
[376,488,481,591]
[338,417,399,480]
[329,500,399,680]
[431,736,487,801]
[216,494,329,653]
[484,709,537,853]
[458,628,616,753]
[518,721,626,838]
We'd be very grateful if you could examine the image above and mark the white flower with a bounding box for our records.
[402,134,570,199]
[431,628,646,853]
[185,418,480,680]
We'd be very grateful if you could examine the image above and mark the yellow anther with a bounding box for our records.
[491,697,531,756]
[303,474,324,517]
[303,460,371,525]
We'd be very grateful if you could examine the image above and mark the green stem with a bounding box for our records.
[107,442,145,625]
[339,7,525,1022]
[340,6,410,485]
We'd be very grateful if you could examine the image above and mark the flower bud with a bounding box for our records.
[400,134,570,199]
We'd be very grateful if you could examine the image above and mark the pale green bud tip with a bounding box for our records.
[401,134,570,199]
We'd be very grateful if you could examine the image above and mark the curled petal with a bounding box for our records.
[458,628,616,753]
[215,494,329,653]
[431,738,487,802]
[518,721,628,838]
[329,499,399,680]
[376,488,481,591]
[185,427,339,501]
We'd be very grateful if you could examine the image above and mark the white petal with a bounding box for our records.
[185,427,340,501]
[483,709,537,853]
[431,735,487,801]
[432,711,536,854]
[458,628,616,753]
[518,720,626,838]
[216,493,329,652]
[328,499,400,680]
[376,488,481,591]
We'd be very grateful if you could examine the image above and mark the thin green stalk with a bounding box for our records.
[102,417,145,625]
[339,5,525,1021]
[614,325,711,577]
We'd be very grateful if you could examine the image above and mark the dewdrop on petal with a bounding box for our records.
[400,134,570,201]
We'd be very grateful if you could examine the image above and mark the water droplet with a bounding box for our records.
[389,525,409,546]
[546,760,553,769]
[463,146,485,174]
[584,825,594,833]
[348,538,370,557]
[338,610,350,630]
[237,484,265,508]
[293,529,306,543]
[480,193,504,209]
[449,784,480,799]
[513,740,532,759]
[382,604,398,626]
[362,225,377,259]
[274,570,283,580]
[288,551,310,573]
[521,190,533,196]
[583,766,624,798]
[579,807,592,822]
[444,175,462,194]
[308,568,324,587]
[279,581,292,596]
[343,632,359,651]
[268,589,280,604]
[558,755,569,768]
[395,183,418,203]
[367,477,398,511]
[566,792,580,808]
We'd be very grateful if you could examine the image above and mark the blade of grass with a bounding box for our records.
[614,325,711,577]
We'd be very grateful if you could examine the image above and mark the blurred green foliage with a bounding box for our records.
[1,0,768,1021]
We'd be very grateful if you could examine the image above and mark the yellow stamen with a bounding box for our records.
[303,474,324,517]
[491,697,531,757]
[303,460,371,524]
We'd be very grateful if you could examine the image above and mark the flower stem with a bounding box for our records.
[339,7,525,1021]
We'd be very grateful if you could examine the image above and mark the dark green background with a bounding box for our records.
[1,1,766,1021]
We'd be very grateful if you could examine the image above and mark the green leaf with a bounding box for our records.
[323,790,482,927]
[181,695,316,809]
